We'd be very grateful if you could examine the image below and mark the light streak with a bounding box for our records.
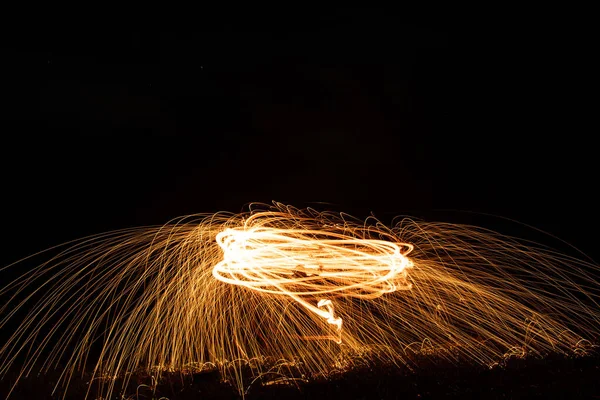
[213,223,413,342]
[0,202,598,399]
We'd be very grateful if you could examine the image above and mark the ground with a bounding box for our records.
[2,350,598,399]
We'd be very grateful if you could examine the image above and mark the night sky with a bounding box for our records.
[1,12,597,266]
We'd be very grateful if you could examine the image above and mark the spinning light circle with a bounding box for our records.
[213,225,414,341]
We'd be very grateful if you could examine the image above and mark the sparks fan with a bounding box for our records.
[1,202,598,399]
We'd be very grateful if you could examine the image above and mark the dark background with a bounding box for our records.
[0,11,598,399]
[1,11,597,266]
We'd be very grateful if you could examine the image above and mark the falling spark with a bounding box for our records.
[0,202,599,399]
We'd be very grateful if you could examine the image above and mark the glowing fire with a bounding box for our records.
[213,224,414,342]
[0,202,599,399]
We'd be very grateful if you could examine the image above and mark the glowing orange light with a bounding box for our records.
[0,202,598,400]
[213,225,413,342]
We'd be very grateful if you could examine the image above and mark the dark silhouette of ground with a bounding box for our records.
[2,350,598,399]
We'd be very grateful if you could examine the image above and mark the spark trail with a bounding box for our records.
[213,222,414,342]
[0,202,599,399]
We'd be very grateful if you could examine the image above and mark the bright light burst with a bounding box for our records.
[213,218,414,343]
[1,202,599,399]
